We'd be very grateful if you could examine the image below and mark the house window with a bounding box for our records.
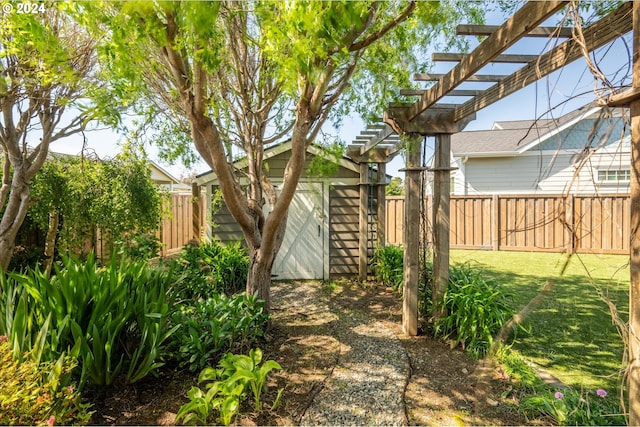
[597,169,630,182]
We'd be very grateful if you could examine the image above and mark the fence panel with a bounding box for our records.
[385,196,404,245]
[158,192,204,256]
[574,195,630,254]
[385,194,629,255]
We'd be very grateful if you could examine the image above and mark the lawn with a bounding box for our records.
[450,250,629,394]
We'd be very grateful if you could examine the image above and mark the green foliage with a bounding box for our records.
[176,348,282,426]
[172,241,249,300]
[116,233,163,262]
[0,253,177,387]
[386,177,404,196]
[434,263,514,358]
[493,346,543,392]
[169,293,270,372]
[0,338,92,426]
[28,151,163,259]
[520,387,625,426]
[371,245,404,291]
[307,141,345,178]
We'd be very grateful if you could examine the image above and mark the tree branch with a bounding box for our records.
[348,1,416,52]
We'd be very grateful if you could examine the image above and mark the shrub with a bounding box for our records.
[115,233,163,261]
[169,293,270,372]
[0,253,178,387]
[0,338,91,426]
[172,241,249,300]
[520,387,625,426]
[176,348,282,426]
[434,263,514,358]
[371,245,404,291]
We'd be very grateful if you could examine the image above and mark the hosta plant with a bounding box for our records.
[176,348,282,426]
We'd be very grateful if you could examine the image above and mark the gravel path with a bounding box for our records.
[271,282,410,426]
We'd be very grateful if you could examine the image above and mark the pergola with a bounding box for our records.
[347,1,639,420]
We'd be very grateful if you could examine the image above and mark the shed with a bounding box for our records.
[194,141,386,280]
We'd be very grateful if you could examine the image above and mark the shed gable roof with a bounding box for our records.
[195,141,360,185]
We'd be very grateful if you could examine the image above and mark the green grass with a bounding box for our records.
[450,250,629,394]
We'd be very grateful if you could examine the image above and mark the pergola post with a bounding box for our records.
[377,162,387,248]
[359,162,370,281]
[432,134,452,323]
[402,133,422,336]
[629,2,640,424]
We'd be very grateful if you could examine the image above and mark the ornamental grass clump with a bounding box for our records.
[0,253,178,388]
[371,245,404,291]
[434,263,514,358]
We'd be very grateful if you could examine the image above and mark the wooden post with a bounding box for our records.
[432,134,451,323]
[403,134,422,336]
[192,182,202,242]
[492,194,499,251]
[377,162,387,247]
[629,2,640,424]
[359,162,370,281]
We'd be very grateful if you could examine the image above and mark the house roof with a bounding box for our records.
[195,140,360,185]
[452,103,604,158]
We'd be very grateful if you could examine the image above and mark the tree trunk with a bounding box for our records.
[247,249,273,314]
[43,209,59,275]
[0,179,31,271]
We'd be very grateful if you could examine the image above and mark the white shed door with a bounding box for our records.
[272,183,324,280]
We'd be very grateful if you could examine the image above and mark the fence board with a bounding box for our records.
[386,194,630,255]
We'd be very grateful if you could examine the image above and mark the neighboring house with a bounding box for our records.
[450,104,630,195]
[149,161,192,193]
[195,141,384,280]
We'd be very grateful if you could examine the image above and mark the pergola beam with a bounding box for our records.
[414,73,506,82]
[405,1,567,122]
[456,24,574,37]
[401,89,484,97]
[432,52,539,63]
[453,1,633,121]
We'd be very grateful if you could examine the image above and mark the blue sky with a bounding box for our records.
[52,4,633,180]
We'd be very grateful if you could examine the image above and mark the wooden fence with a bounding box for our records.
[96,192,205,258]
[385,194,630,255]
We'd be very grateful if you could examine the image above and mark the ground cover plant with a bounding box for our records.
[450,250,629,395]
[0,337,91,426]
[168,293,269,372]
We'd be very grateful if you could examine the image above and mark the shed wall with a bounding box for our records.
[329,185,360,277]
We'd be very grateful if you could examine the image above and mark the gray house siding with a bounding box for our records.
[457,147,630,195]
[451,107,630,196]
